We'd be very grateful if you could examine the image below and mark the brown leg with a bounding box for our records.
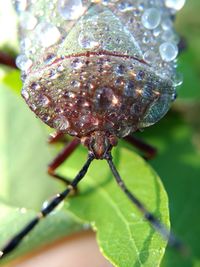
[48,136,80,187]
[0,52,16,68]
[48,131,66,144]
[124,135,157,160]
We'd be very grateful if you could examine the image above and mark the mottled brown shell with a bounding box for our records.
[22,51,174,139]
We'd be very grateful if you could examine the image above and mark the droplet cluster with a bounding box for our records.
[15,0,184,84]
[14,0,185,137]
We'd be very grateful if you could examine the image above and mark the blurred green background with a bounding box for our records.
[0,1,200,266]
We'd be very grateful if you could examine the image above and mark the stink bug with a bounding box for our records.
[0,0,185,260]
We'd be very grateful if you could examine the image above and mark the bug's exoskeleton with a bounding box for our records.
[0,0,186,259]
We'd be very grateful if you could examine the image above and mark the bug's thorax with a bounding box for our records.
[81,131,118,159]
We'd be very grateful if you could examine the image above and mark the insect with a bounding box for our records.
[0,0,185,260]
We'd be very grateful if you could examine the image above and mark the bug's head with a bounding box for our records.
[81,131,118,159]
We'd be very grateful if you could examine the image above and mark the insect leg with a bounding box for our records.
[48,138,80,187]
[0,153,94,259]
[48,131,66,144]
[106,152,185,254]
[0,52,16,68]
[124,135,157,160]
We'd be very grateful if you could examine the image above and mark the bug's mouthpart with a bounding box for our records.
[81,131,118,159]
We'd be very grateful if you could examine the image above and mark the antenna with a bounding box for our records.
[0,153,94,259]
[106,151,186,254]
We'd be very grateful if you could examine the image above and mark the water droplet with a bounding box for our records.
[30,82,40,90]
[35,22,61,47]
[20,11,37,30]
[21,89,29,100]
[165,0,186,11]
[141,8,161,30]
[143,50,157,63]
[43,115,51,122]
[172,71,183,86]
[57,65,65,72]
[118,2,134,12]
[19,207,27,214]
[20,38,31,52]
[71,80,81,88]
[16,54,32,72]
[162,29,177,42]
[42,195,64,214]
[57,0,85,20]
[38,95,51,107]
[44,54,56,64]
[14,0,27,13]
[78,32,99,49]
[153,27,162,37]
[115,64,125,76]
[135,70,145,81]
[71,58,84,69]
[124,80,135,96]
[161,18,173,30]
[54,116,70,131]
[159,42,178,62]
[171,92,177,101]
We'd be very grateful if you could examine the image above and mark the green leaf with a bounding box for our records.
[0,71,170,266]
[176,51,200,101]
[58,146,170,267]
[0,202,83,265]
[2,69,22,95]
[176,0,200,70]
[137,112,200,267]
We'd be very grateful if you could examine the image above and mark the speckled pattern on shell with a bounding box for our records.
[14,0,184,139]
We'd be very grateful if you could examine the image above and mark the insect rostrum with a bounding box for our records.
[1,0,185,261]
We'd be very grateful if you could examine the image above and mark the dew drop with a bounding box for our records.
[143,50,157,63]
[42,195,64,214]
[35,22,61,48]
[19,207,27,214]
[71,58,84,69]
[115,64,125,76]
[21,89,29,100]
[54,116,70,131]
[16,54,32,72]
[172,72,183,86]
[159,42,178,62]
[38,95,51,107]
[171,92,177,101]
[57,65,65,72]
[153,27,162,37]
[14,0,27,13]
[141,8,161,30]
[135,70,145,81]
[20,11,37,30]
[20,38,31,52]
[118,2,134,12]
[71,80,81,88]
[78,32,99,49]
[57,0,85,20]
[161,18,173,30]
[124,80,135,97]
[165,0,186,11]
[30,82,40,90]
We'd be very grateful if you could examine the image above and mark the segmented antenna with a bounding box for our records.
[106,152,187,255]
[0,153,94,259]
